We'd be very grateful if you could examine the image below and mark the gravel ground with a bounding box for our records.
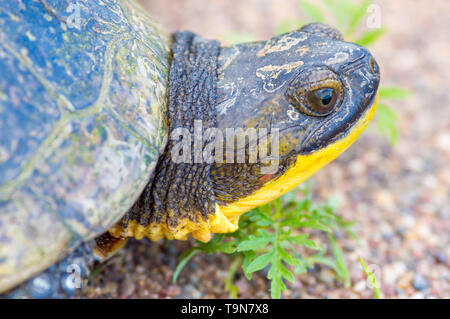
[87,0,450,299]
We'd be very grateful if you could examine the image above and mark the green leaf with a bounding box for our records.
[270,275,285,299]
[172,248,201,283]
[174,162,360,299]
[268,262,287,299]
[328,233,350,287]
[87,258,114,283]
[255,228,273,239]
[216,241,237,254]
[340,220,359,241]
[202,235,225,253]
[293,259,311,275]
[246,251,273,273]
[251,212,274,227]
[327,196,340,211]
[242,251,258,280]
[376,103,398,121]
[299,0,325,23]
[280,263,295,283]
[296,220,333,232]
[267,259,294,299]
[307,255,340,273]
[354,27,386,46]
[278,246,302,266]
[360,257,381,299]
[285,234,318,250]
[379,86,412,100]
[237,236,272,252]
[225,256,242,299]
[375,103,400,145]
[346,0,371,36]
[334,0,352,30]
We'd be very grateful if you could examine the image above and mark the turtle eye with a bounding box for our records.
[286,67,344,117]
[369,57,379,74]
[306,87,338,115]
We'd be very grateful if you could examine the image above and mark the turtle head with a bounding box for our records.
[212,23,380,215]
[116,25,380,244]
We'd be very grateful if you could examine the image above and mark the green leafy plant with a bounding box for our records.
[375,87,410,145]
[173,182,357,299]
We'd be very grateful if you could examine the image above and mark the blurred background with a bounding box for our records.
[87,0,449,298]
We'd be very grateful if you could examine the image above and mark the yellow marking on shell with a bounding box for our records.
[218,96,378,218]
[257,35,306,58]
[110,97,377,243]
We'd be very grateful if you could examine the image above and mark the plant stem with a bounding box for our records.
[225,255,243,299]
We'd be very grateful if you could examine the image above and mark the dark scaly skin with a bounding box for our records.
[122,31,220,231]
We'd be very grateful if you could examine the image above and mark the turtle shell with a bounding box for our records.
[0,0,170,292]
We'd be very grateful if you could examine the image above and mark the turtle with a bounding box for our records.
[0,0,380,298]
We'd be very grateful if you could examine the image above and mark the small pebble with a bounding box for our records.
[412,274,429,291]
[318,269,335,286]
[434,251,447,264]
[353,280,367,292]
